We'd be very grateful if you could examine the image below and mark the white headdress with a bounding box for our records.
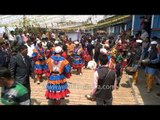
[55,46,63,53]
[151,41,157,45]
[54,40,59,44]
[74,41,79,44]
[100,48,107,54]
[136,39,143,43]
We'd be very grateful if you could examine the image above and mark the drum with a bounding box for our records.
[141,58,151,66]
[125,67,137,75]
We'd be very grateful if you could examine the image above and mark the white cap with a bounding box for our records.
[136,39,143,43]
[36,40,41,44]
[74,41,79,44]
[54,40,59,44]
[126,39,130,43]
[118,40,122,44]
[26,33,30,36]
[105,44,109,47]
[55,46,63,53]
[151,41,157,45]
[100,48,107,54]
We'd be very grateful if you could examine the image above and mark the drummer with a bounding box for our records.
[143,41,160,92]
[131,39,143,85]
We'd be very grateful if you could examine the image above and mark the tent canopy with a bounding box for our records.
[0,15,107,29]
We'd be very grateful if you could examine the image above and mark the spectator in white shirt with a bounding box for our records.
[25,39,34,58]
[9,31,16,45]
[25,39,35,80]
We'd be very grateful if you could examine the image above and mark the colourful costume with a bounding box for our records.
[66,43,74,65]
[45,47,55,59]
[66,43,74,56]
[108,56,116,70]
[32,46,47,77]
[45,56,71,100]
[72,46,84,69]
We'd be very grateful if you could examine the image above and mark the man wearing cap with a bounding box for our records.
[32,40,47,84]
[45,46,71,105]
[131,39,143,85]
[72,41,84,75]
[142,41,160,92]
[9,45,32,101]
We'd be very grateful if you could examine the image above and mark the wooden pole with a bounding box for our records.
[23,15,26,31]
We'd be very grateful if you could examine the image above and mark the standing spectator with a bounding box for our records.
[115,58,123,89]
[16,29,24,46]
[3,42,12,68]
[94,39,102,65]
[3,32,8,41]
[87,39,94,60]
[108,54,116,70]
[83,47,91,69]
[140,16,151,35]
[62,42,67,53]
[90,54,116,105]
[25,39,35,80]
[9,31,16,45]
[42,38,47,49]
[142,37,150,59]
[140,16,146,30]
[9,45,32,101]
[116,49,124,63]
[0,67,30,105]
[140,29,149,41]
[22,31,28,43]
[11,40,20,56]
